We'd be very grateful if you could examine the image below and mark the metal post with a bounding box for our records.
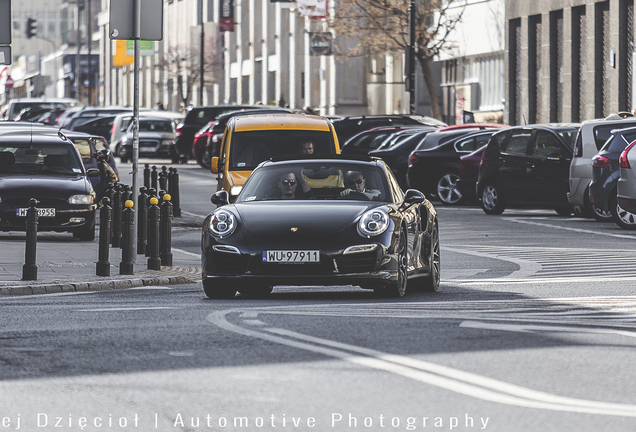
[151,165,158,191]
[119,200,135,275]
[111,184,122,247]
[137,186,148,255]
[131,0,141,263]
[143,163,150,188]
[159,194,173,266]
[22,198,39,281]
[159,165,168,192]
[171,168,181,217]
[96,197,112,276]
[147,197,161,270]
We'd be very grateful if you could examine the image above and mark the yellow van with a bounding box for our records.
[210,113,341,200]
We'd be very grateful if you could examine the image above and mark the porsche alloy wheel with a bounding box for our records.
[437,173,464,205]
[423,221,440,292]
[377,229,407,298]
[203,280,237,299]
[480,183,505,215]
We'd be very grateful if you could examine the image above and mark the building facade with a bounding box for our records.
[506,0,634,125]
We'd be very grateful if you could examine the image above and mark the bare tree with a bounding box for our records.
[156,45,223,108]
[331,0,465,119]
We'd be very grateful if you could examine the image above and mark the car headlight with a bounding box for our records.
[69,194,94,204]
[161,139,175,146]
[358,209,390,237]
[122,135,128,143]
[229,185,243,197]
[209,210,237,238]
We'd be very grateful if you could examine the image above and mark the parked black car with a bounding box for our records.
[0,133,98,240]
[331,115,445,144]
[340,126,427,156]
[588,125,636,228]
[368,128,436,188]
[174,105,275,162]
[477,124,580,215]
[407,130,498,205]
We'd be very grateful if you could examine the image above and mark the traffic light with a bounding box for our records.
[25,18,37,39]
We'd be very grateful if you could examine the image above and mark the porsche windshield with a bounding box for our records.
[236,162,390,203]
[0,144,84,175]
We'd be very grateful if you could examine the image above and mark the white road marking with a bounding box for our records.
[508,217,636,239]
[76,307,179,312]
[460,320,636,338]
[207,309,636,417]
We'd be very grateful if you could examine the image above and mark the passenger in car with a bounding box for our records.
[340,170,381,200]
[277,172,314,200]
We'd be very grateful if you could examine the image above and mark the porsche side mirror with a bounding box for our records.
[211,156,219,174]
[211,190,229,206]
[404,189,425,204]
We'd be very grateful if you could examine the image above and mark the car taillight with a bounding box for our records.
[408,154,418,167]
[620,140,636,169]
[176,124,183,136]
[592,154,610,168]
[110,122,116,138]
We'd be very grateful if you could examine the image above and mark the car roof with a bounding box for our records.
[233,113,333,132]
[0,132,74,145]
[216,107,292,122]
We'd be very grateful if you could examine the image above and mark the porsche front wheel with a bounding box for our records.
[376,229,407,298]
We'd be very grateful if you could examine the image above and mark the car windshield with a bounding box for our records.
[556,128,579,150]
[137,119,176,133]
[236,162,389,203]
[0,143,83,175]
[229,130,336,170]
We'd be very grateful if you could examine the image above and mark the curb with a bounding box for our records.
[0,270,200,296]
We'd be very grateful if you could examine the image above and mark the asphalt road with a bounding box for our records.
[2,161,636,432]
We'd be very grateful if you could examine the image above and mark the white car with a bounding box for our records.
[568,113,636,219]
[110,110,184,158]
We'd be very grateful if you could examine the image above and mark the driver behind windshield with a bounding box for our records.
[340,170,381,201]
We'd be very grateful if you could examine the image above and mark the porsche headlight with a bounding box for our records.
[358,209,390,237]
[69,194,94,204]
[209,210,237,238]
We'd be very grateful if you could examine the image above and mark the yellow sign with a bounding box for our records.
[112,40,134,67]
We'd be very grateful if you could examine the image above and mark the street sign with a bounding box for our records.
[219,0,234,32]
[109,0,163,41]
[309,32,333,56]
[0,0,11,45]
[0,47,11,66]
[4,75,14,88]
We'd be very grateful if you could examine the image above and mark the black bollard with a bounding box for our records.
[111,183,122,247]
[137,187,148,255]
[96,197,112,276]
[143,163,150,188]
[151,165,158,191]
[159,165,168,191]
[119,200,135,275]
[147,197,161,270]
[105,182,115,208]
[159,194,173,267]
[170,168,181,217]
[22,198,39,281]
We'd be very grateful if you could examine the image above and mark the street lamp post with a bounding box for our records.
[408,0,416,115]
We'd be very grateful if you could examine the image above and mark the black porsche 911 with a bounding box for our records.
[201,156,441,299]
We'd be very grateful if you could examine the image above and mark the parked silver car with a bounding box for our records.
[117,117,179,162]
[568,113,636,220]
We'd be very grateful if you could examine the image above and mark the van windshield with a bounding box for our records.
[229,130,336,170]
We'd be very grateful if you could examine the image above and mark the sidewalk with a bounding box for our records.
[0,215,202,296]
